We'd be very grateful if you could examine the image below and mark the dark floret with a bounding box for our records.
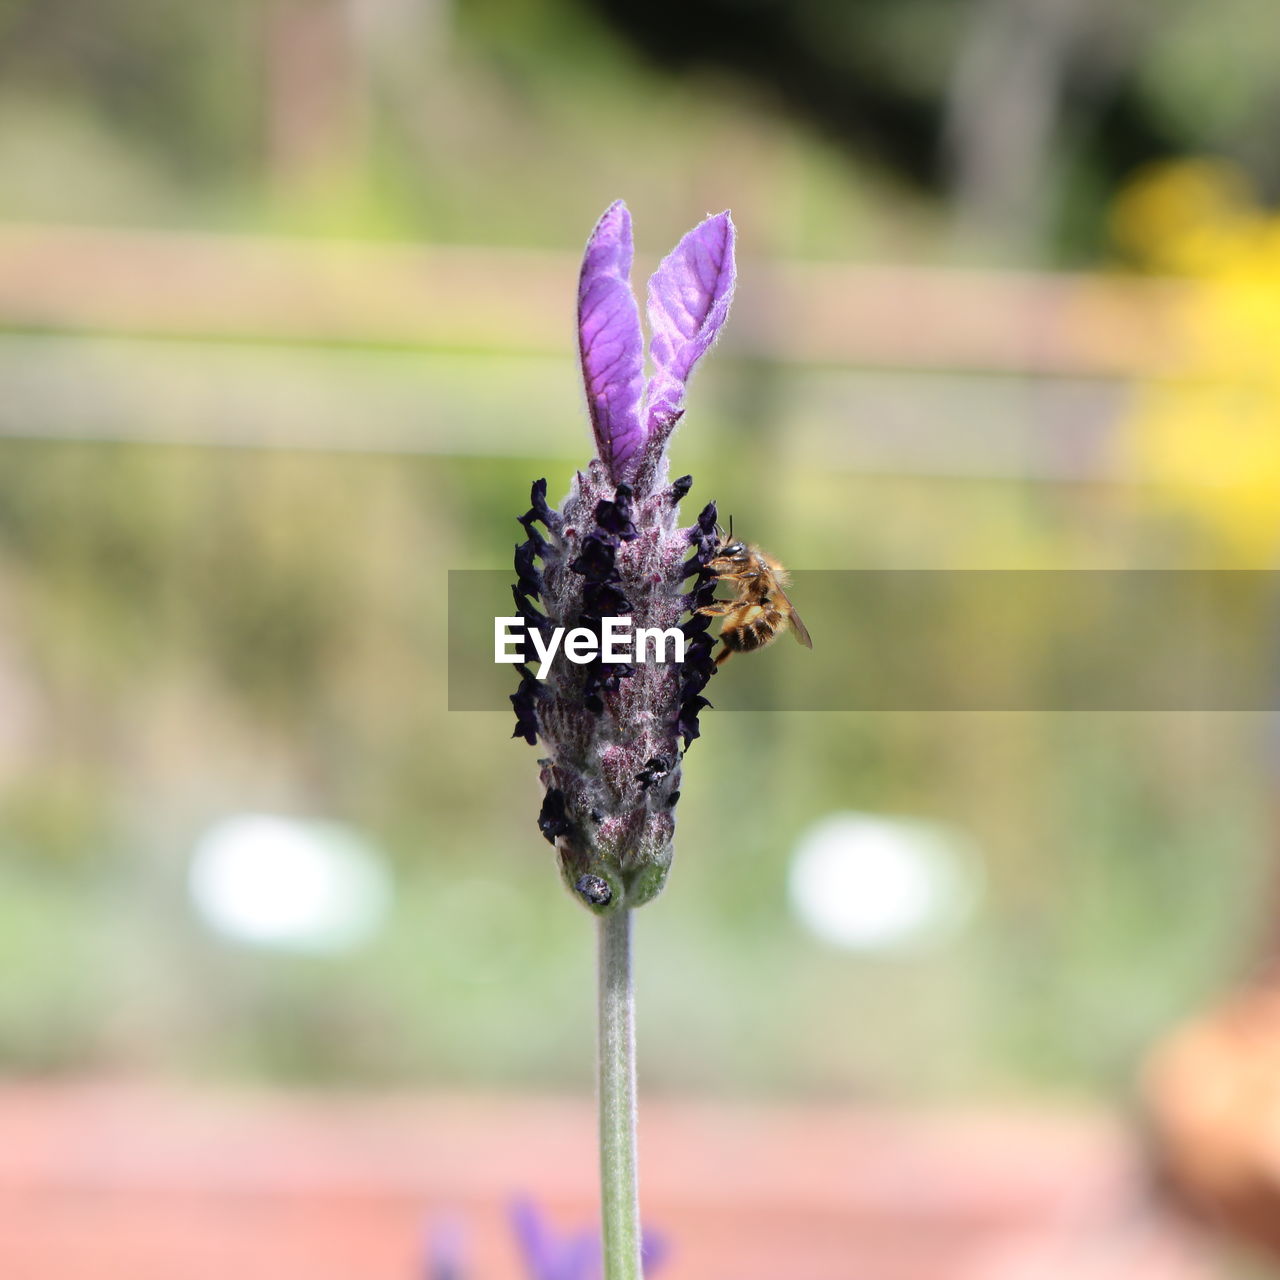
[510,666,541,745]
[574,874,612,907]
[537,788,572,844]
[677,694,713,747]
[569,535,618,582]
[636,755,673,790]
[594,483,638,541]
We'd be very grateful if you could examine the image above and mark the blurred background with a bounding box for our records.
[3,0,1280,1277]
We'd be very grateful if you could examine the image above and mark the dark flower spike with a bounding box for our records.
[513,203,736,912]
[668,496,724,747]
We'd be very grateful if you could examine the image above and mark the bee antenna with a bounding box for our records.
[729,514,734,540]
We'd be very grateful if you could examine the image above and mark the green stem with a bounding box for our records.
[598,907,642,1280]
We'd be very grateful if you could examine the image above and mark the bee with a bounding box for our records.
[698,521,812,665]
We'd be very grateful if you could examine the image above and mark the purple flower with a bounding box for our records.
[511,202,736,912]
[510,1198,668,1280]
[422,1216,466,1280]
[424,1203,667,1280]
[579,202,735,486]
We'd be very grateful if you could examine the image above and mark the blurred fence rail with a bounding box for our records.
[0,224,1187,375]
[0,224,1190,478]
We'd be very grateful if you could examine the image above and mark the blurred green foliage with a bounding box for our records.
[0,0,1271,1103]
[3,0,1280,257]
[0,440,1268,1101]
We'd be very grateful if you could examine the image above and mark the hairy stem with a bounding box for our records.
[598,908,642,1280]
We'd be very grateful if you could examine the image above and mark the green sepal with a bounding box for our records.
[621,859,669,909]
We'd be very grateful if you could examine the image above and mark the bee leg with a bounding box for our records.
[714,644,735,667]
[697,601,740,617]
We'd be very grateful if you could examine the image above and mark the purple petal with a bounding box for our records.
[578,201,645,480]
[556,1230,601,1280]
[422,1217,467,1280]
[644,211,736,437]
[509,1198,559,1280]
[641,1228,670,1276]
[507,1198,667,1280]
[510,1200,601,1280]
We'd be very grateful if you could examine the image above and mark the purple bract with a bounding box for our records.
[579,201,735,487]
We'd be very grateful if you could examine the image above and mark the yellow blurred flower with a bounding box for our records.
[1114,159,1280,561]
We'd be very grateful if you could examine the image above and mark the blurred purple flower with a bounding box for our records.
[423,1216,466,1280]
[424,1201,668,1280]
[510,1197,598,1280]
[510,1198,668,1280]
[511,203,736,912]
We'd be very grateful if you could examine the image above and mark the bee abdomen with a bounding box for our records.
[724,611,781,652]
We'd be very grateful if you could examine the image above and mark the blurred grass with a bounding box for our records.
[0,0,1273,1110]
[0,438,1268,1102]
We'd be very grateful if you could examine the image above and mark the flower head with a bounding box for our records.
[511,202,736,912]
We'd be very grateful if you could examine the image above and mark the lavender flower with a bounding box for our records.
[512,202,736,913]
[424,1202,667,1280]
[510,1198,604,1280]
[510,1199,668,1280]
[423,1217,466,1280]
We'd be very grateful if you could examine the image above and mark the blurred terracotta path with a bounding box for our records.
[0,1082,1214,1280]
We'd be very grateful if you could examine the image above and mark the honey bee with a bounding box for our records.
[698,522,812,665]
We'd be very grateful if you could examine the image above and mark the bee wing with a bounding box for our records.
[789,608,813,649]
[772,583,813,648]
